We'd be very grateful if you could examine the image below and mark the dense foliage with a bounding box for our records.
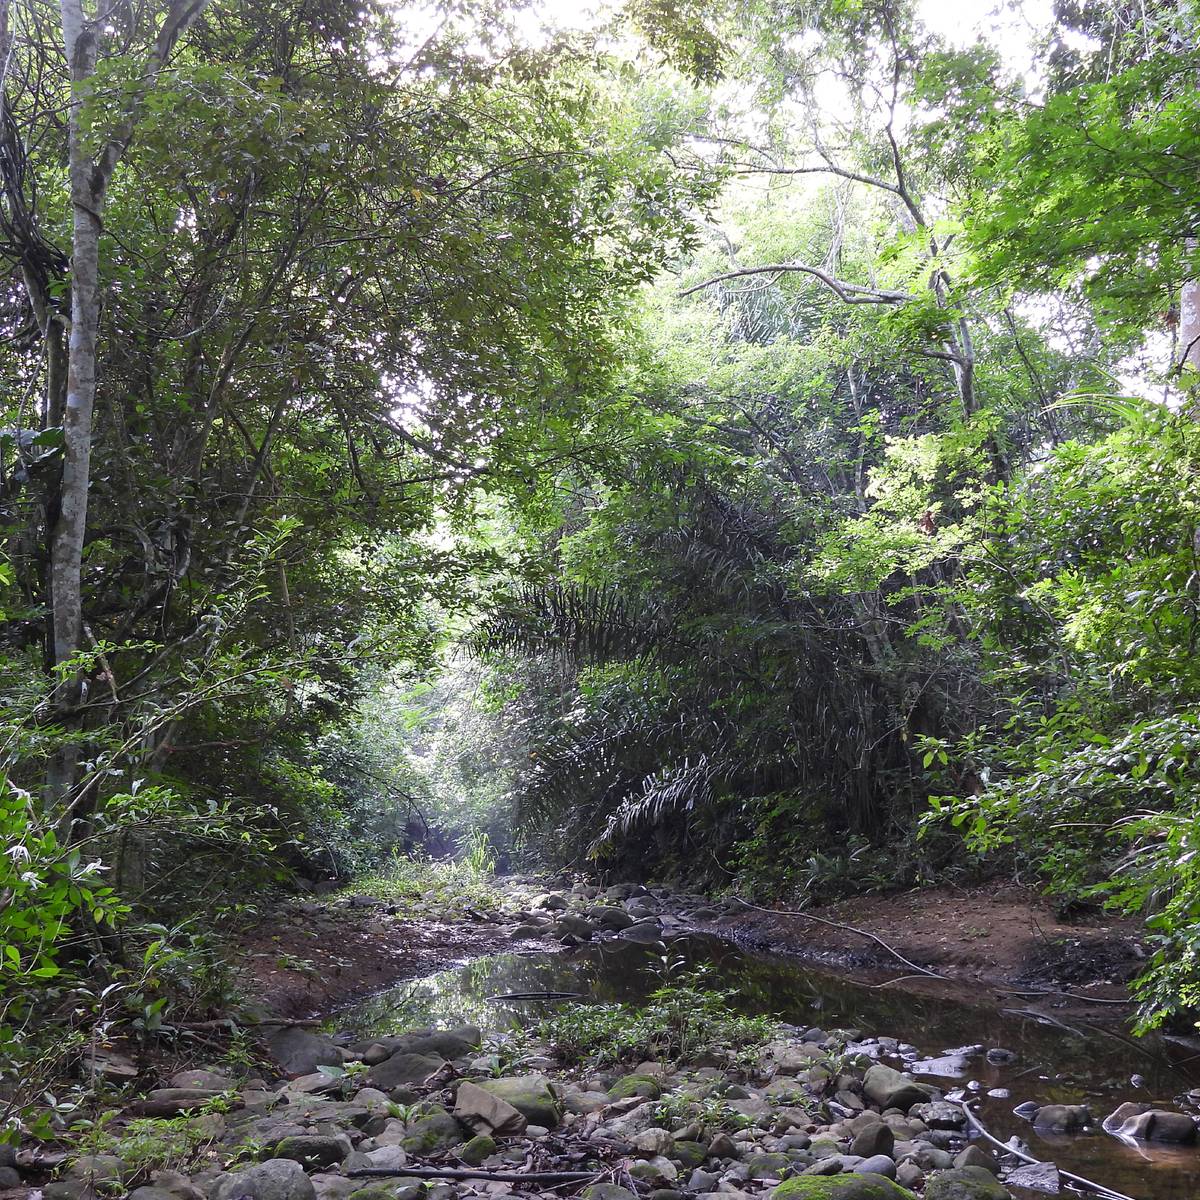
[4,0,1200,1125]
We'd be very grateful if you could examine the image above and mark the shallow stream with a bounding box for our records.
[332,934,1200,1200]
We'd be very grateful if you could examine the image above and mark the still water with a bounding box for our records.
[332,935,1200,1200]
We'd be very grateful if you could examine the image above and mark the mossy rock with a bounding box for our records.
[476,1076,562,1129]
[608,1074,662,1100]
[772,1175,917,1200]
[923,1167,1011,1200]
[349,1182,426,1200]
[673,1140,707,1169]
[457,1133,496,1166]
[583,1185,638,1200]
[402,1111,464,1154]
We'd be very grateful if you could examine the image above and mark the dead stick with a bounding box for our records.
[347,1167,599,1183]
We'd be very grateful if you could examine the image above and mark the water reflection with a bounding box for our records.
[333,935,1200,1200]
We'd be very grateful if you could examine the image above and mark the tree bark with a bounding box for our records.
[48,0,210,802]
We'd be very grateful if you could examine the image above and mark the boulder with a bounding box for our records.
[747,1153,792,1180]
[591,906,635,931]
[365,1052,446,1091]
[170,1069,233,1090]
[583,1186,638,1200]
[264,1028,342,1077]
[510,924,548,940]
[633,1129,676,1156]
[862,1066,938,1113]
[457,1134,496,1165]
[910,1102,965,1131]
[851,1126,894,1159]
[1031,1104,1090,1134]
[454,1080,528,1136]
[402,1111,465,1154]
[618,923,666,945]
[1114,1109,1197,1144]
[557,913,596,938]
[213,1159,316,1200]
[348,1181,425,1200]
[922,1167,1010,1200]
[273,1134,352,1168]
[953,1146,997,1174]
[852,1157,897,1179]
[475,1076,561,1128]
[771,1176,916,1198]
[609,1074,662,1100]
[1003,1161,1059,1192]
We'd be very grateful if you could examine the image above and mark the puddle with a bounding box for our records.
[332,933,1200,1199]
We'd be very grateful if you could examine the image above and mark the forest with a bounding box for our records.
[2,0,1200,1197]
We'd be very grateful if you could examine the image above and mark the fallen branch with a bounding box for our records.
[954,1101,1135,1200]
[347,1167,600,1183]
[732,897,945,981]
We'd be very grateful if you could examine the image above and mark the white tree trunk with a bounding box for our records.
[52,0,101,676]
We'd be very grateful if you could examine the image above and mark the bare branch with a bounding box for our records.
[679,262,913,304]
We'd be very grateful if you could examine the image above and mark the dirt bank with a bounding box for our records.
[236,901,509,1019]
[720,882,1145,1023]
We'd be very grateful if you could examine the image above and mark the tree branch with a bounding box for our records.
[679,262,913,304]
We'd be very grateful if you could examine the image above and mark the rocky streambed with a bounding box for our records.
[16,878,1200,1200]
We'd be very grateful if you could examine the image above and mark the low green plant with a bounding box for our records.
[68,1112,218,1179]
[348,848,499,912]
[653,1088,754,1132]
[540,965,776,1067]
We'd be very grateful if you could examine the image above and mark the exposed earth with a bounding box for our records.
[238,880,1144,1027]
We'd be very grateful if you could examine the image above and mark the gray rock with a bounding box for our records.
[953,1146,997,1173]
[584,1186,638,1200]
[67,1154,123,1182]
[402,1111,464,1154]
[590,906,635,931]
[1004,1161,1058,1193]
[171,1069,234,1090]
[454,1080,528,1136]
[273,1134,352,1168]
[772,1175,915,1196]
[213,1159,316,1200]
[363,1146,410,1171]
[911,1102,965,1131]
[746,1153,791,1180]
[365,1052,446,1091]
[1031,1104,1090,1134]
[862,1065,938,1112]
[633,1129,677,1156]
[264,1028,342,1077]
[850,1125,894,1158]
[852,1156,896,1179]
[687,1170,720,1192]
[457,1134,496,1165]
[1114,1109,1197,1143]
[129,1189,179,1200]
[618,923,666,944]
[923,1166,1010,1200]
[474,1076,561,1128]
[558,913,595,938]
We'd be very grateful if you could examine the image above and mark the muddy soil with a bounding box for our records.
[236,902,509,1019]
[720,882,1144,1023]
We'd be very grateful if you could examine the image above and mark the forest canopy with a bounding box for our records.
[3,0,1200,1099]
